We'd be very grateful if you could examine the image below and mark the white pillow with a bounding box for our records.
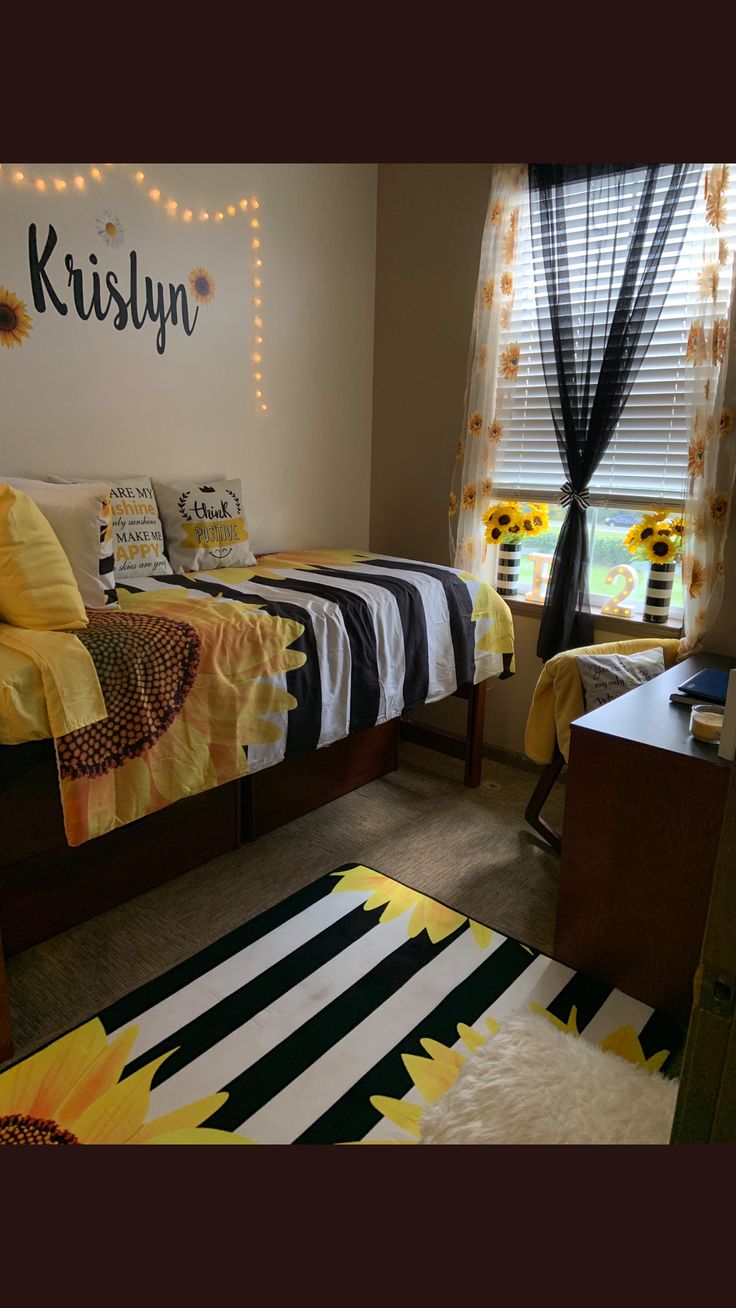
[0,476,117,608]
[153,478,256,573]
[47,474,173,582]
[576,647,665,712]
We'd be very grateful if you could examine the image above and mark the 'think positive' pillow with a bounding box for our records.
[1,476,117,608]
[0,484,88,630]
[576,647,666,712]
[154,478,256,573]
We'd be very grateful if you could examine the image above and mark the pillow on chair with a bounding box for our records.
[576,647,665,712]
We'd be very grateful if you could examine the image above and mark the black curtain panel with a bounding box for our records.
[529,163,700,660]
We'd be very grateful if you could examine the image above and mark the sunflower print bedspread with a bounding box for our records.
[53,549,513,845]
[55,595,306,845]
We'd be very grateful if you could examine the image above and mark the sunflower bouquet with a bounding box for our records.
[623,510,685,567]
[482,500,549,546]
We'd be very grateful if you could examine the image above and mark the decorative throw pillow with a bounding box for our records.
[46,474,173,582]
[106,478,172,581]
[576,648,665,712]
[0,484,88,630]
[1,476,117,608]
[153,478,256,573]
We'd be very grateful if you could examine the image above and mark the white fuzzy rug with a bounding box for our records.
[419,1011,679,1145]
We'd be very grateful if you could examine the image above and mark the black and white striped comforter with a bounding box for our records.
[119,549,514,774]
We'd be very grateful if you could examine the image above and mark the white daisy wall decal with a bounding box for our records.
[97,212,125,247]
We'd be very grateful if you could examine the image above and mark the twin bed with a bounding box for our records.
[0,549,514,957]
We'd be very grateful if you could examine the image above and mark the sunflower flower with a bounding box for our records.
[688,436,706,477]
[468,411,484,437]
[500,342,521,380]
[645,535,677,565]
[487,419,504,444]
[0,1019,250,1145]
[448,491,458,517]
[718,408,734,437]
[65,592,308,844]
[330,867,492,947]
[462,483,477,511]
[710,494,729,524]
[0,287,33,349]
[189,267,216,305]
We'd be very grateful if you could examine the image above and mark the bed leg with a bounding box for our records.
[464,679,487,788]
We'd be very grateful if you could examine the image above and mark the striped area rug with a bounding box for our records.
[4,867,685,1145]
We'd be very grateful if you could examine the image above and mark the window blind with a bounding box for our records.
[491,165,735,508]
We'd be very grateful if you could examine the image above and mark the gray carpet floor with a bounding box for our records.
[5,743,565,1064]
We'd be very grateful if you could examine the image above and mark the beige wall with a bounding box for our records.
[1,163,377,554]
[370,163,736,753]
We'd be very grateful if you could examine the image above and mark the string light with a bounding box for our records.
[5,162,267,416]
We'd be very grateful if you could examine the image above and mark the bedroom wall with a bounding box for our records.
[0,163,377,553]
[370,163,736,754]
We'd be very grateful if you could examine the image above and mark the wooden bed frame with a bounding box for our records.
[0,680,487,961]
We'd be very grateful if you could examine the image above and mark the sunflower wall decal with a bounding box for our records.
[0,287,32,349]
[189,267,216,305]
[96,212,125,248]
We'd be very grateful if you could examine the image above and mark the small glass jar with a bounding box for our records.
[689,704,724,744]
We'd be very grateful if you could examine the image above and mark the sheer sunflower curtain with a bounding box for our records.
[680,165,736,654]
[449,164,529,578]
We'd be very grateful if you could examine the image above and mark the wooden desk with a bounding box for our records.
[554,653,735,1023]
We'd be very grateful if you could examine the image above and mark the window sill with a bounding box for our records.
[503,595,683,639]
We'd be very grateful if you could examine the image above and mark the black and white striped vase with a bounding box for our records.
[643,562,676,623]
[496,540,521,597]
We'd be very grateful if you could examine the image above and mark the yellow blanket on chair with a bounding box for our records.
[524,637,681,765]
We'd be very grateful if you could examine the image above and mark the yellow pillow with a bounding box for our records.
[0,483,88,630]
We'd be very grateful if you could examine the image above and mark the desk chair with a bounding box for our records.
[524,637,681,852]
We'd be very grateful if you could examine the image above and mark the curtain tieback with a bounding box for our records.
[559,481,590,511]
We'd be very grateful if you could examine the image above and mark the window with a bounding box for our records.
[491,164,735,620]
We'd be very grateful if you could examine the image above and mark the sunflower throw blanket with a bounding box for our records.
[54,591,306,845]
